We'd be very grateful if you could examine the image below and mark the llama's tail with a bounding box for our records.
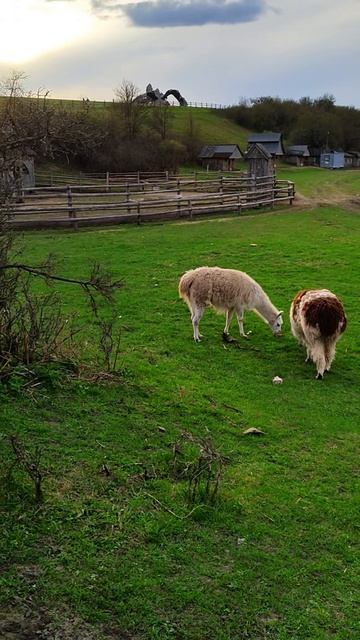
[179,270,196,303]
[305,298,347,337]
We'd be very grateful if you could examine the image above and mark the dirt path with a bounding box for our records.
[291,189,360,212]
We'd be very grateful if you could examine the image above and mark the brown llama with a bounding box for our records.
[290,289,347,379]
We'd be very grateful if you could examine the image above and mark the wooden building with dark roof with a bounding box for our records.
[245,143,274,177]
[198,144,243,171]
[347,151,360,168]
[285,145,311,166]
[247,132,285,158]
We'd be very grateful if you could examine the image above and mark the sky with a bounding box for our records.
[0,0,360,107]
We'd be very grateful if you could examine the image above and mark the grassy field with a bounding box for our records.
[1,206,359,639]
[277,166,360,199]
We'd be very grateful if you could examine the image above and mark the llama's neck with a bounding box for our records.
[254,294,279,326]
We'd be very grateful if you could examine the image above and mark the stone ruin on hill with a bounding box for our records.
[134,83,188,106]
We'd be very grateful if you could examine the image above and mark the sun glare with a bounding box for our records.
[0,0,94,64]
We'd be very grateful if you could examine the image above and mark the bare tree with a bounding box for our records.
[114,80,148,139]
[0,71,103,167]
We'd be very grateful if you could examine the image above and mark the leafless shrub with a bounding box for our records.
[96,314,122,373]
[0,284,78,381]
[0,221,122,384]
[8,435,46,503]
[172,432,228,504]
[0,192,121,386]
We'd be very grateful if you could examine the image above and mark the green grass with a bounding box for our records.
[1,206,359,639]
[169,107,249,148]
[278,166,360,198]
[49,100,249,148]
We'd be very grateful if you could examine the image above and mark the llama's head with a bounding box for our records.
[271,311,283,336]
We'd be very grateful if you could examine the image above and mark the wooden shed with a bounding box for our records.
[247,132,285,158]
[198,144,243,171]
[285,145,311,167]
[245,143,274,177]
[348,151,360,168]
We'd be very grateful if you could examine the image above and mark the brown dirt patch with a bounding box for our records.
[0,606,136,640]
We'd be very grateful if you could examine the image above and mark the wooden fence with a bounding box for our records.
[7,175,295,229]
[34,169,250,188]
[35,170,171,187]
[24,99,229,111]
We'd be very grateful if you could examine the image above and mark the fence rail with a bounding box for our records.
[16,98,229,111]
[34,169,255,188]
[35,170,171,187]
[7,176,295,229]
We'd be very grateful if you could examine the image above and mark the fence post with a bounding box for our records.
[137,171,141,185]
[106,171,110,192]
[137,201,141,225]
[165,170,169,182]
[289,181,294,204]
[126,182,131,215]
[67,185,77,230]
[176,178,181,215]
[251,173,256,204]
[189,199,193,221]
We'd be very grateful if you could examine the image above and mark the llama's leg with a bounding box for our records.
[291,319,307,352]
[325,341,337,371]
[191,306,204,342]
[236,309,248,338]
[224,309,234,336]
[312,342,326,379]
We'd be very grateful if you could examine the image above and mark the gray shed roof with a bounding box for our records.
[247,132,284,156]
[199,144,243,160]
[286,145,310,157]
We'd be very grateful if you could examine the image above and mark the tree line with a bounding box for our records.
[225,95,360,151]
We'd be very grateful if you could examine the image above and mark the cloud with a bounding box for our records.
[89,0,269,27]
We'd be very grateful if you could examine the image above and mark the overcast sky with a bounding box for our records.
[1,0,360,107]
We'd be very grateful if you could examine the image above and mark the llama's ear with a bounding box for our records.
[277,311,284,317]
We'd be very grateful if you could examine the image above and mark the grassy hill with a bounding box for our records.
[169,106,249,148]
[0,94,249,150]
